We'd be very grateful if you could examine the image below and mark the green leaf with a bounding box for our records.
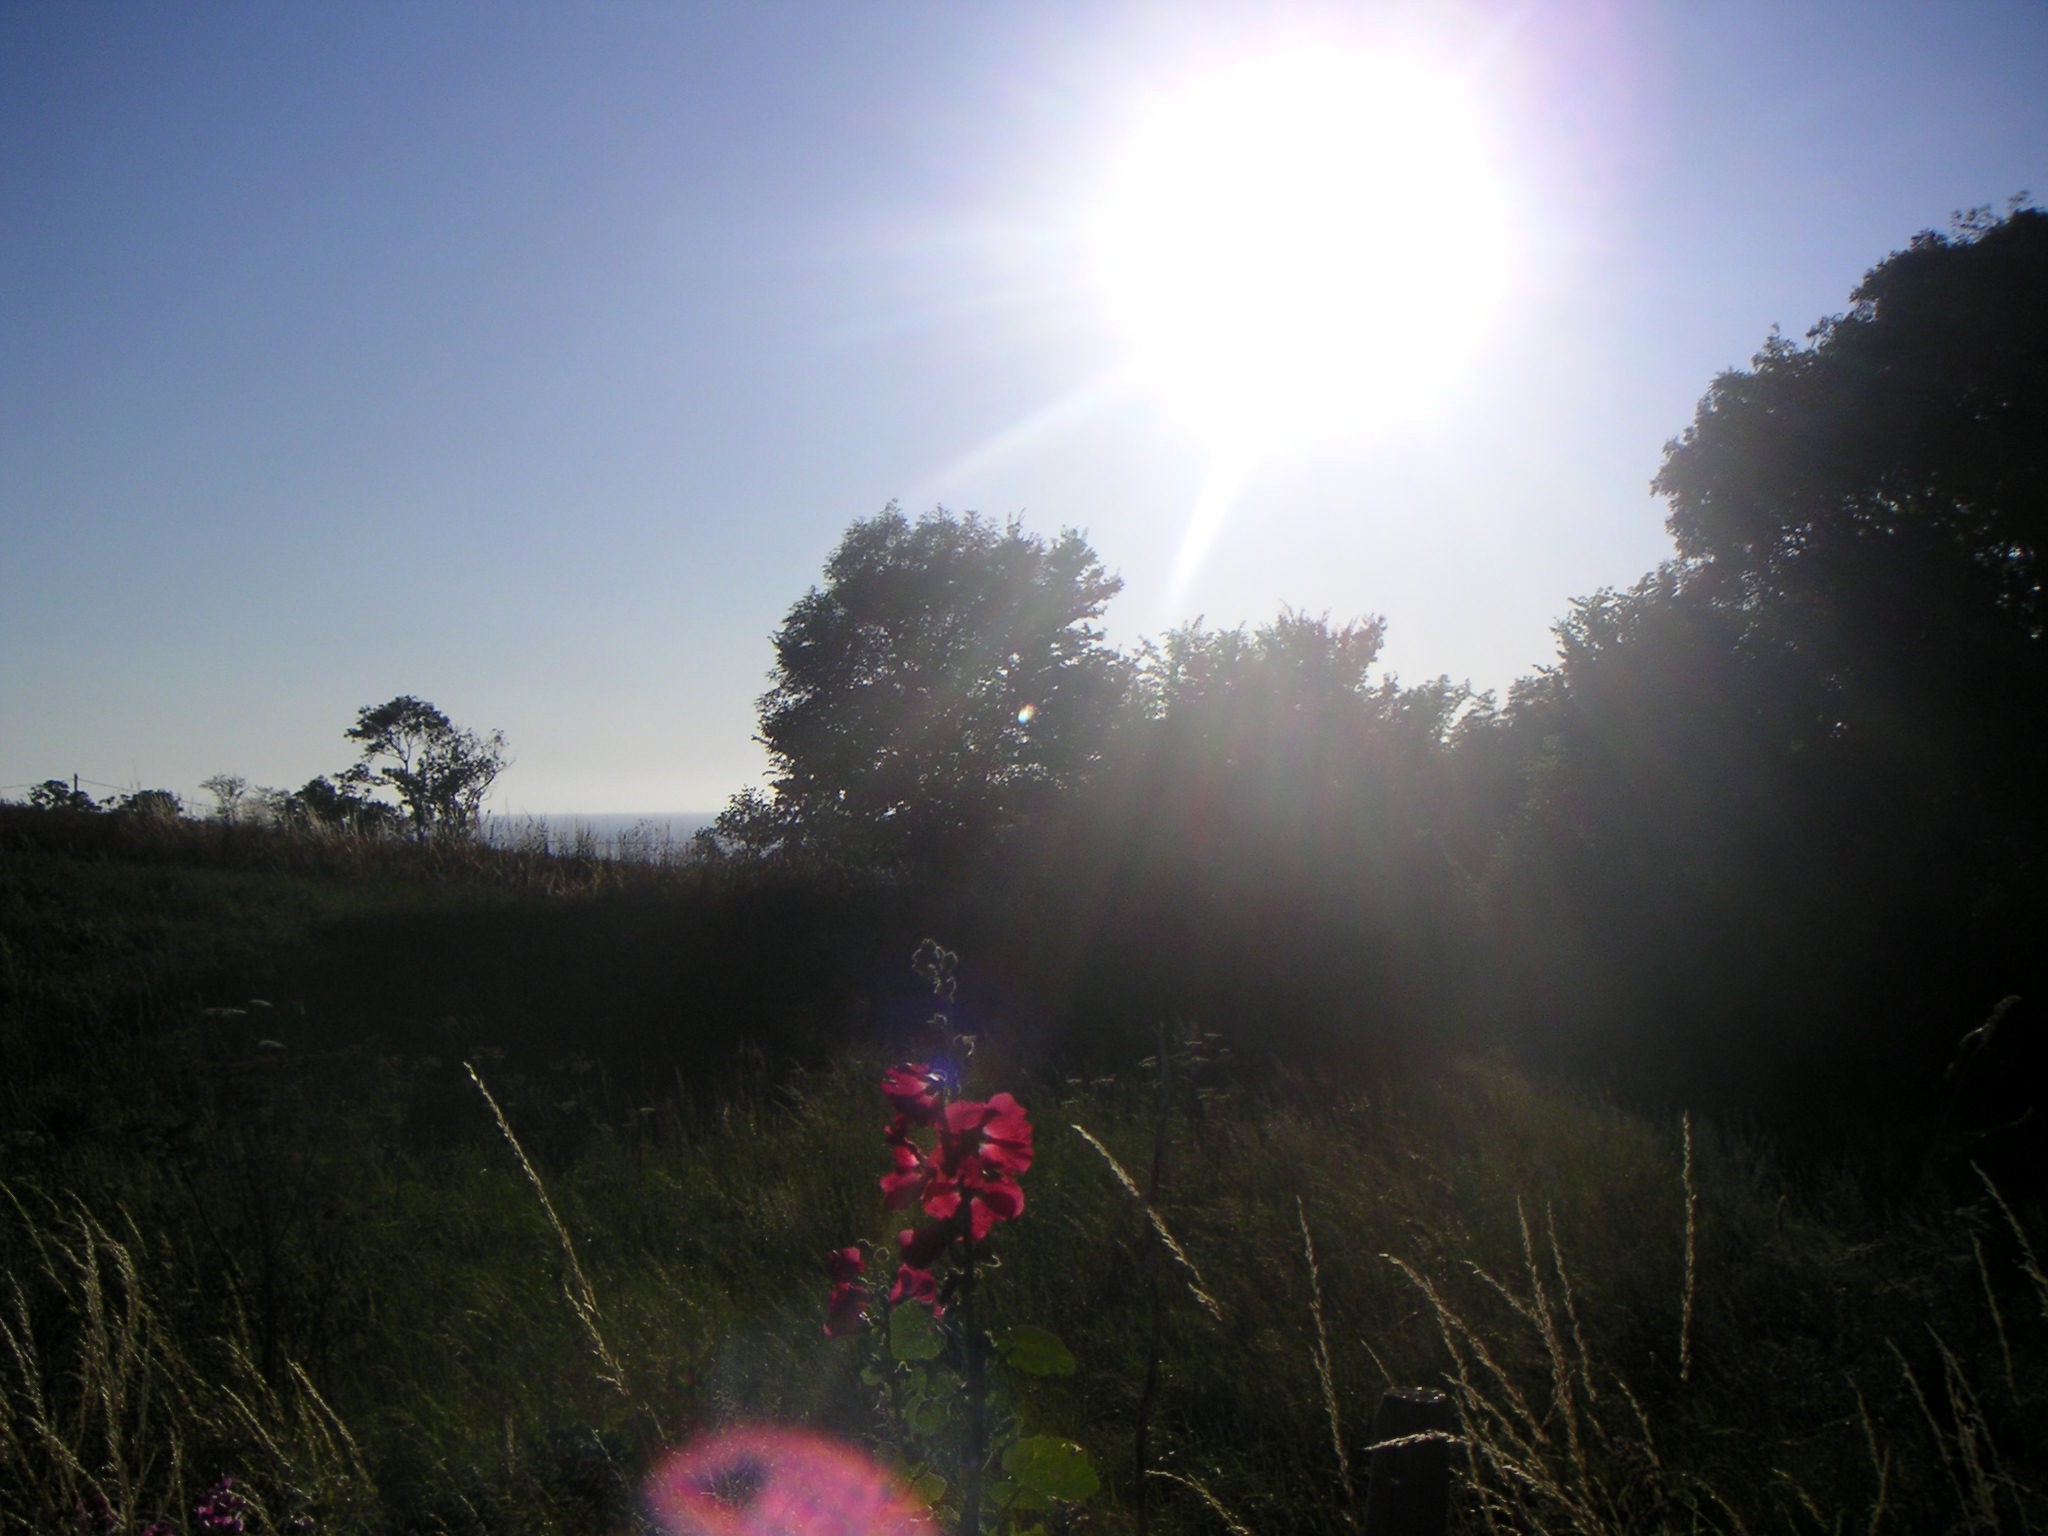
[998,1325,1077,1377]
[910,1469,949,1508]
[891,1303,945,1361]
[1000,1437,1098,1502]
[909,1395,951,1437]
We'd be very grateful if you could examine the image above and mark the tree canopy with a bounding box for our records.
[342,696,509,839]
[1653,208,2048,795]
[721,505,1126,869]
[1658,206,2047,634]
[1479,208,2048,1135]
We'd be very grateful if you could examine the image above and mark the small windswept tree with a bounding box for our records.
[201,773,249,825]
[341,696,509,839]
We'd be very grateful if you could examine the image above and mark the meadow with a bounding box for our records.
[2,807,2042,1535]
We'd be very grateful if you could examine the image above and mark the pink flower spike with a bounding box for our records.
[964,1174,1023,1239]
[937,1094,1033,1180]
[881,1063,944,1125]
[882,1141,942,1210]
[942,1098,991,1136]
[977,1093,1033,1176]
[898,1223,952,1268]
[920,1179,963,1223]
[824,1247,872,1335]
[825,1280,871,1336]
[889,1264,940,1310]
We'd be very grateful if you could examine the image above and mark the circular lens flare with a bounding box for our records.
[645,1426,935,1536]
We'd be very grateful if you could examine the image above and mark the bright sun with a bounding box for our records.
[1089,49,1512,452]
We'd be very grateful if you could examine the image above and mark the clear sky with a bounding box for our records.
[5,1,2045,814]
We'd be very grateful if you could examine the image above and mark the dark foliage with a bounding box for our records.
[1482,209,2048,1178]
[343,695,510,839]
[718,505,1128,875]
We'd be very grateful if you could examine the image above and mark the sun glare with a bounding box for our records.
[1090,49,1512,452]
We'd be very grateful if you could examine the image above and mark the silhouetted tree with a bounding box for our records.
[113,788,183,823]
[1659,206,2047,638]
[981,610,1487,1070]
[341,696,509,839]
[26,779,98,812]
[720,505,1127,871]
[201,773,249,824]
[1655,206,2048,822]
[1481,208,2048,1153]
[276,775,405,835]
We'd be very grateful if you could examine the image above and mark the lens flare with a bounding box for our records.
[644,1426,935,1536]
[1089,46,1512,450]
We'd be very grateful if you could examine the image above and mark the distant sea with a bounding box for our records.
[480,811,716,861]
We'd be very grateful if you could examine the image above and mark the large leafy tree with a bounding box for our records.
[1007,611,1490,1067]
[1658,207,2046,624]
[1482,209,2048,1136]
[342,695,509,839]
[722,505,1126,869]
[1653,206,2048,798]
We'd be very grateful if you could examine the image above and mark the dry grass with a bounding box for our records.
[0,1185,371,1534]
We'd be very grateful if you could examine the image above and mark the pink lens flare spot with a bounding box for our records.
[645,1426,937,1536]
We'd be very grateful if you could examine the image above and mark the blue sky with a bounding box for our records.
[5,2,2045,813]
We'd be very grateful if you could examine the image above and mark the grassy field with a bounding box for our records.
[2,811,2042,1535]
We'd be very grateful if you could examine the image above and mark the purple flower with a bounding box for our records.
[194,1476,247,1535]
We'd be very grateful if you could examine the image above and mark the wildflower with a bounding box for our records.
[879,1088,1033,1241]
[922,1158,1023,1241]
[825,1246,871,1337]
[897,1223,950,1270]
[879,1135,940,1213]
[881,1064,943,1126]
[933,1094,1032,1238]
[945,1093,1033,1178]
[889,1264,940,1309]
[195,1475,247,1534]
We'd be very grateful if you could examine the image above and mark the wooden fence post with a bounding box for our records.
[1360,1388,1455,1536]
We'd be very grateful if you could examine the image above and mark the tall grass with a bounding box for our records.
[0,1186,370,1534]
[3,821,2043,1533]
[3,1051,2043,1534]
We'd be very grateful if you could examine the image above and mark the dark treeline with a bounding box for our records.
[701,208,2048,1183]
[9,212,2041,1185]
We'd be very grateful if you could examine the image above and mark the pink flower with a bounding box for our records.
[920,1161,1023,1240]
[824,1247,870,1337]
[944,1093,1033,1178]
[897,1224,951,1270]
[889,1264,940,1310]
[879,1138,940,1212]
[881,1064,944,1126]
[879,1089,1034,1240]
